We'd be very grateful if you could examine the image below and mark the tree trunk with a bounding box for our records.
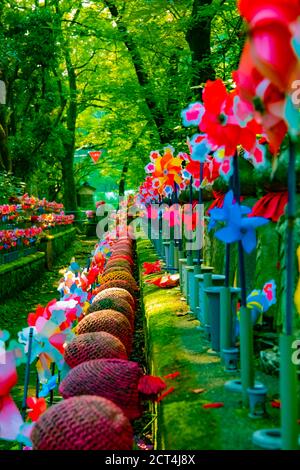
[186,0,215,96]
[0,102,11,172]
[61,45,78,212]
[104,0,168,143]
[119,158,129,197]
[61,146,78,212]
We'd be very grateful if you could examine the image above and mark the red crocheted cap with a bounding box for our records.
[31,395,133,450]
[95,279,139,296]
[92,287,135,309]
[87,298,134,327]
[59,359,144,421]
[64,331,128,368]
[77,310,132,354]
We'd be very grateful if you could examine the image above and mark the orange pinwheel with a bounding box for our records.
[145,147,184,196]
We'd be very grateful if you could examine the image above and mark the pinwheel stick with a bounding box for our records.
[233,151,254,401]
[279,136,298,450]
[50,362,56,405]
[233,153,247,306]
[225,244,230,288]
[187,175,194,265]
[198,162,204,265]
[225,175,233,287]
[21,327,34,421]
[285,137,296,336]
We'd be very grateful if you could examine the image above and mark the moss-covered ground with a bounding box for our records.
[137,238,284,450]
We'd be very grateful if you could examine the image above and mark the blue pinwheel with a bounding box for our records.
[39,375,58,398]
[210,190,269,253]
[208,190,251,231]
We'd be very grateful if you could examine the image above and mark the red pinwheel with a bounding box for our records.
[26,397,47,422]
[238,0,300,93]
[234,43,288,154]
[200,79,263,158]
[146,274,180,288]
[250,192,288,222]
[143,260,162,275]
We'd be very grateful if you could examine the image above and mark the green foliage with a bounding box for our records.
[0,0,244,201]
[0,171,25,204]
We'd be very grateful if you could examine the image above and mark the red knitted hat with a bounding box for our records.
[64,331,127,368]
[77,310,132,354]
[59,359,167,421]
[87,298,134,327]
[31,395,133,450]
[59,359,143,420]
[92,287,135,309]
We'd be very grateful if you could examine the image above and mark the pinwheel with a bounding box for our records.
[208,190,251,231]
[181,102,205,127]
[0,336,28,443]
[209,190,269,254]
[26,397,47,422]
[19,307,75,382]
[238,0,300,93]
[145,147,184,196]
[234,44,288,155]
[146,273,180,288]
[143,260,162,275]
[250,192,288,222]
[236,280,277,335]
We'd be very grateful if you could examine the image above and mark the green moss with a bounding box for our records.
[137,238,283,450]
[0,251,45,275]
[0,252,46,300]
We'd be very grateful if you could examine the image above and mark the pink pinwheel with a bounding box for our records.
[0,350,23,441]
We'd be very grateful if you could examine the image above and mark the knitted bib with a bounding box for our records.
[31,395,133,450]
[64,331,127,368]
[77,310,132,354]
